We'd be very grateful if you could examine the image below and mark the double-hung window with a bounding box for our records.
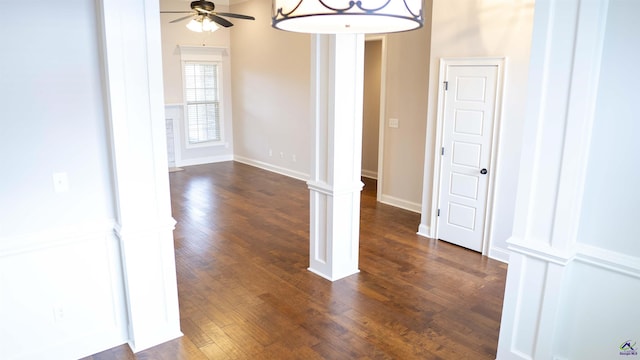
[183,61,222,145]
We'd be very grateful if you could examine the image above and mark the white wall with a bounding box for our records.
[0,0,127,358]
[419,0,535,261]
[160,0,234,166]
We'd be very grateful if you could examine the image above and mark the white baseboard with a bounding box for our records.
[488,246,510,264]
[176,154,233,167]
[379,194,421,213]
[416,223,431,238]
[361,169,378,179]
[234,155,310,181]
[128,330,183,353]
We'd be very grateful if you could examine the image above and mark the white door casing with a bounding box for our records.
[433,58,505,253]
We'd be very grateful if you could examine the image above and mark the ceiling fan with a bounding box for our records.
[161,0,255,29]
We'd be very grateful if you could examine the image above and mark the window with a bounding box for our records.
[184,62,221,144]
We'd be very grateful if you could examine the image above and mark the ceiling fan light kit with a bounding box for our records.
[187,16,220,32]
[271,0,424,34]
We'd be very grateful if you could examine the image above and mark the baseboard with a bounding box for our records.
[128,330,183,353]
[361,169,378,179]
[379,194,421,213]
[176,154,234,167]
[234,155,310,181]
[488,246,510,264]
[416,223,431,238]
[14,328,128,360]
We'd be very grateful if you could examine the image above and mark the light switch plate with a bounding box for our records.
[53,172,69,193]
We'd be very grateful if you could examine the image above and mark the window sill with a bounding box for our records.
[185,141,228,150]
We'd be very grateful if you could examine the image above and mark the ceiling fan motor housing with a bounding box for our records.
[191,0,215,12]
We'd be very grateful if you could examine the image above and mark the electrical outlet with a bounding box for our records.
[269,149,273,157]
[389,118,399,128]
[280,152,284,159]
[292,154,297,162]
[52,172,69,193]
[53,305,65,323]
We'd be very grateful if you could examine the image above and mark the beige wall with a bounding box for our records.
[362,40,382,179]
[230,0,311,179]
[380,21,432,211]
[421,0,535,258]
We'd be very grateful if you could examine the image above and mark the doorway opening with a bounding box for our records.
[362,37,386,199]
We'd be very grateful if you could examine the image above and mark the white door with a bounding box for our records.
[437,64,499,252]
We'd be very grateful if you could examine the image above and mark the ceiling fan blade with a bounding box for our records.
[170,14,196,23]
[208,14,233,28]
[160,11,194,13]
[215,12,255,21]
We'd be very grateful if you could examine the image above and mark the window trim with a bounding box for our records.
[178,46,229,149]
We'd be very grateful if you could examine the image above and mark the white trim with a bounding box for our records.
[179,46,230,148]
[575,243,640,279]
[364,35,388,203]
[497,2,612,359]
[182,60,226,147]
[307,180,364,197]
[99,0,181,352]
[416,224,431,238]
[178,45,228,61]
[429,57,506,256]
[176,154,233,167]
[488,246,510,264]
[507,236,574,265]
[547,1,608,253]
[233,155,310,181]
[379,194,421,213]
[0,219,116,257]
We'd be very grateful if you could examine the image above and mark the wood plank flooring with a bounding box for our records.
[83,162,507,359]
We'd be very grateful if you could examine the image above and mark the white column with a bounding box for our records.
[307,34,365,281]
[99,0,182,352]
[497,0,609,359]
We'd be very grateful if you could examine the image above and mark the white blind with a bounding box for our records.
[184,62,221,143]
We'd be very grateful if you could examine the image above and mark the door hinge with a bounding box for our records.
[441,147,445,156]
[437,209,440,217]
[444,81,448,91]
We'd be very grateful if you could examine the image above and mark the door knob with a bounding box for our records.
[480,168,488,175]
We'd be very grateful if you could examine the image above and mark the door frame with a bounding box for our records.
[430,57,506,255]
[364,34,388,201]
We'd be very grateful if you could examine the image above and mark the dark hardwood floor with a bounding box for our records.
[83,162,507,359]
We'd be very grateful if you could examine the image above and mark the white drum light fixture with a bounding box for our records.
[272,0,423,34]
